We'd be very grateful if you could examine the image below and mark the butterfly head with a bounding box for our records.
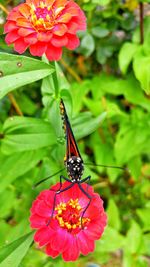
[66,156,84,182]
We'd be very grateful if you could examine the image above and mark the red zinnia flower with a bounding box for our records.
[4,0,86,61]
[30,181,107,261]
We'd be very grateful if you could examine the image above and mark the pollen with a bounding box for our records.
[29,1,64,31]
[55,198,90,233]
[39,1,45,8]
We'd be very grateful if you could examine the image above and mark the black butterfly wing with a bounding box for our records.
[60,99,82,161]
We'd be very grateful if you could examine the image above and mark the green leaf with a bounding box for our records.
[70,80,91,114]
[104,100,126,118]
[123,252,149,267]
[119,42,139,74]
[128,156,142,180]
[115,111,150,163]
[41,59,70,100]
[99,0,111,5]
[0,53,54,98]
[96,226,125,253]
[133,48,150,94]
[91,26,109,38]
[83,98,103,116]
[80,34,95,57]
[91,73,150,111]
[0,221,11,247]
[43,98,63,138]
[0,232,33,267]
[1,116,56,154]
[15,94,37,116]
[107,199,121,231]
[73,112,107,139]
[136,208,150,231]
[125,221,142,254]
[134,257,149,267]
[6,219,31,244]
[0,149,46,193]
[91,131,120,182]
[139,233,150,256]
[123,252,134,267]
[0,189,15,218]
[96,45,113,64]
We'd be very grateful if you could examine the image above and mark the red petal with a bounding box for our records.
[64,6,79,16]
[52,182,74,203]
[5,30,20,44]
[7,11,22,21]
[46,0,55,8]
[34,199,52,217]
[37,190,52,201]
[43,190,56,206]
[14,38,29,53]
[54,0,67,7]
[18,3,31,18]
[34,226,55,247]
[18,27,35,37]
[71,17,86,31]
[37,32,52,42]
[4,21,18,34]
[45,45,62,61]
[67,21,79,34]
[51,229,68,252]
[46,244,60,258]
[30,214,46,228]
[29,42,47,57]
[77,231,95,255]
[57,13,72,23]
[66,34,80,50]
[16,18,32,28]
[24,33,37,44]
[51,35,68,47]
[30,199,40,214]
[86,221,106,240]
[53,24,67,36]
[62,236,79,261]
[26,0,40,6]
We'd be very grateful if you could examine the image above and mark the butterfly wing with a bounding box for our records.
[60,99,82,161]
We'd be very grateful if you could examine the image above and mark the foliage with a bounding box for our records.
[0,1,150,267]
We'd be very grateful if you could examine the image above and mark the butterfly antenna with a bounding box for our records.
[84,163,128,171]
[32,168,65,189]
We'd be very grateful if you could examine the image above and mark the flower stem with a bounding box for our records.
[60,58,82,83]
[51,61,59,98]
[0,4,9,15]
[8,93,23,116]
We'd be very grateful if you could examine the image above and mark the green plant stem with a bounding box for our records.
[8,93,23,116]
[51,61,59,98]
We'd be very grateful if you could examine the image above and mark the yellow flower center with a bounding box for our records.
[29,1,64,31]
[55,198,90,232]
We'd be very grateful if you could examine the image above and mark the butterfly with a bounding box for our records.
[58,99,92,226]
[34,99,126,226]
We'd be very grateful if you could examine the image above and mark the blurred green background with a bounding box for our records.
[0,0,150,266]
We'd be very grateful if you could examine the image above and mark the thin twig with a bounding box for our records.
[0,4,9,15]
[139,2,144,44]
[93,181,109,190]
[8,93,23,116]
[60,58,82,83]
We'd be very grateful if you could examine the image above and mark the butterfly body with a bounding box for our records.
[66,156,84,182]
